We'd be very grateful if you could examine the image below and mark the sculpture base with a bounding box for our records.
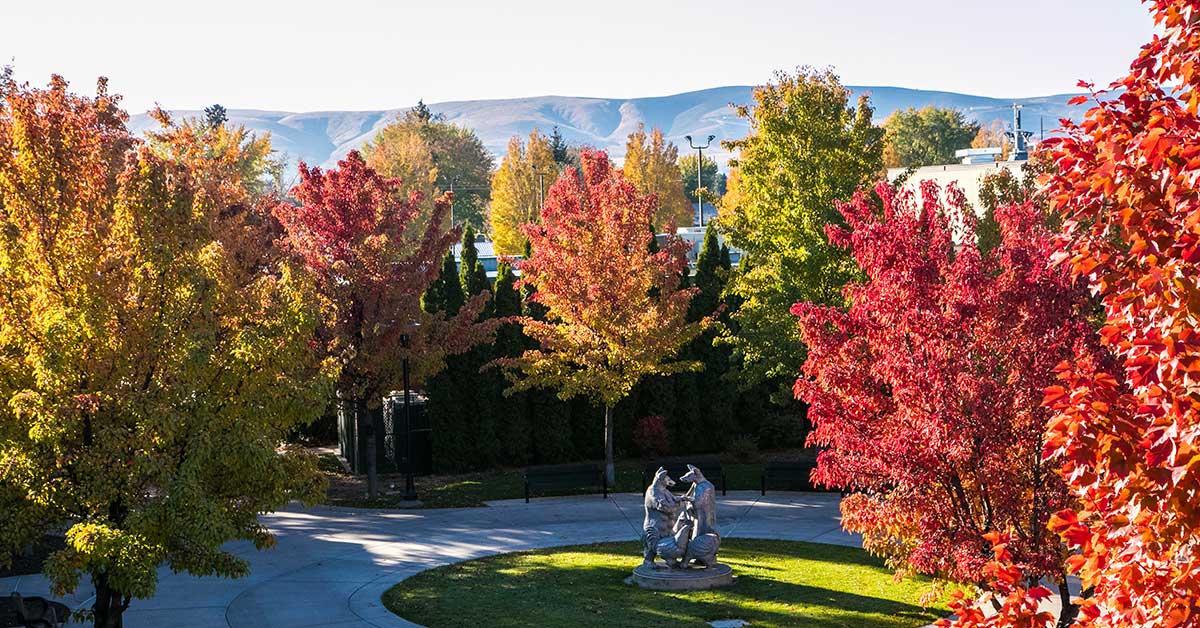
[630,562,734,591]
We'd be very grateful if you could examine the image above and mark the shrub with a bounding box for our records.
[725,435,760,462]
[633,415,671,458]
[757,412,803,449]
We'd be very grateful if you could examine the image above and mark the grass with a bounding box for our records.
[323,456,812,509]
[382,539,955,628]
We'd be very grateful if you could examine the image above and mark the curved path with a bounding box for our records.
[2,491,857,628]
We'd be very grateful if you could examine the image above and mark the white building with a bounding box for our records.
[887,159,1029,213]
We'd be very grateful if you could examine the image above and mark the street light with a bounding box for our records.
[399,330,418,502]
[685,134,716,227]
[535,169,556,210]
[447,175,459,227]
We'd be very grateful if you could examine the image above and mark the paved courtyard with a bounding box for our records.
[2,491,856,628]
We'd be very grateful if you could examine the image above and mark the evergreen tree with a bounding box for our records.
[458,224,491,299]
[454,227,498,466]
[521,239,547,320]
[428,250,471,471]
[410,99,437,123]
[518,240,574,463]
[689,223,725,321]
[203,103,227,128]
[550,125,571,167]
[492,261,533,464]
[439,250,465,315]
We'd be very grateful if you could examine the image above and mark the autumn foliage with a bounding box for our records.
[0,75,333,627]
[497,150,706,481]
[793,180,1099,623]
[274,151,489,403]
[1035,1,1200,625]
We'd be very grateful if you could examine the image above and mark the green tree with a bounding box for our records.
[881,106,980,168]
[458,224,491,299]
[550,125,572,167]
[0,76,333,628]
[425,249,474,471]
[679,153,727,203]
[410,99,441,123]
[203,103,227,127]
[362,111,493,231]
[721,67,885,395]
[491,261,533,464]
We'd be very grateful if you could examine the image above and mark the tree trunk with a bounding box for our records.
[359,398,378,499]
[1056,579,1079,628]
[92,573,128,628]
[604,405,615,485]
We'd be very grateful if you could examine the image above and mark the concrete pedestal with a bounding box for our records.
[630,563,734,591]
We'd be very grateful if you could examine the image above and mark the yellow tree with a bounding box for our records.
[361,120,439,229]
[0,75,334,628]
[971,119,1010,160]
[623,124,692,230]
[362,109,493,231]
[488,129,557,255]
[496,150,707,483]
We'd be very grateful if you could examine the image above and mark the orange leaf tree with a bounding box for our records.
[0,74,334,628]
[1037,1,1200,626]
[497,150,706,483]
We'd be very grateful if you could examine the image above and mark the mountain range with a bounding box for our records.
[127,85,1090,171]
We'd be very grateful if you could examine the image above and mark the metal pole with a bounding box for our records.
[685,135,716,228]
[401,333,417,501]
[696,145,704,227]
[363,399,378,499]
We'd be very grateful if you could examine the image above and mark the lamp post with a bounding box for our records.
[445,175,462,227]
[535,169,556,209]
[685,134,716,227]
[400,331,418,502]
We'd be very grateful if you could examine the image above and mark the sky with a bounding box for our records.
[3,0,1157,113]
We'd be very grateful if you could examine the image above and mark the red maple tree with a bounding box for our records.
[274,150,488,406]
[793,180,1099,626]
[496,150,705,483]
[1035,1,1200,626]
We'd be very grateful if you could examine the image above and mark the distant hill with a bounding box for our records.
[128,85,1088,171]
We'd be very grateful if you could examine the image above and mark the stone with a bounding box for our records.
[709,621,750,628]
[630,562,734,591]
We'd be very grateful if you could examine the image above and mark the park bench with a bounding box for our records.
[524,463,607,503]
[0,593,70,628]
[642,458,727,496]
[760,460,819,495]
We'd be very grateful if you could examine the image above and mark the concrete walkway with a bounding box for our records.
[1,491,857,628]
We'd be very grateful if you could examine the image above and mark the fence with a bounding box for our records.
[337,392,431,475]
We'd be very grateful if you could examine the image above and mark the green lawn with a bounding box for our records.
[324,456,798,509]
[382,539,954,628]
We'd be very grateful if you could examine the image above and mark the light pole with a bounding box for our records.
[400,331,417,502]
[535,169,555,209]
[685,134,716,227]
[447,175,459,227]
